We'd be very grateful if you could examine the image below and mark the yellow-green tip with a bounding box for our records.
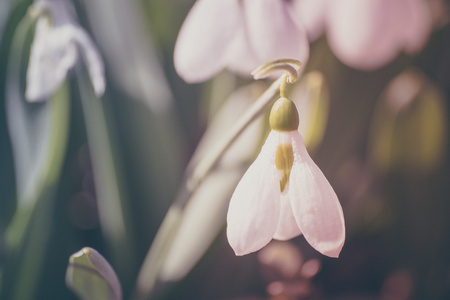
[269,97,299,132]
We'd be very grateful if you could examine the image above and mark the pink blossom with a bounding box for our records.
[174,0,309,83]
[226,98,345,257]
[292,0,431,70]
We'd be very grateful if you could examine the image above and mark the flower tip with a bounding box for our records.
[315,240,344,258]
[230,243,258,257]
[25,87,45,102]
[232,249,246,257]
[326,249,342,259]
[227,235,251,257]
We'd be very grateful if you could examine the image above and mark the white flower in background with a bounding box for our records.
[26,0,105,101]
[174,0,309,83]
[291,0,431,70]
[227,97,345,258]
[174,0,431,81]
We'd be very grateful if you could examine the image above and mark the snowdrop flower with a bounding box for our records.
[174,0,309,83]
[26,0,105,101]
[291,0,431,70]
[227,97,345,258]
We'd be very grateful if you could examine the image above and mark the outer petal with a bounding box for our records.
[26,22,78,102]
[288,132,345,257]
[401,0,431,54]
[227,131,281,256]
[71,26,106,97]
[326,0,400,70]
[287,0,327,41]
[26,0,105,101]
[173,0,243,83]
[226,29,260,77]
[273,194,302,241]
[243,0,309,67]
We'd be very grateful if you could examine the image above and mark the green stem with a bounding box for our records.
[77,67,135,282]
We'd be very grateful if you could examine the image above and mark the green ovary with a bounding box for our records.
[275,144,294,193]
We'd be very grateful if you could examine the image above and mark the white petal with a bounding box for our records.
[273,193,302,241]
[326,0,400,70]
[26,22,78,102]
[401,0,431,54]
[227,131,281,256]
[26,1,105,101]
[287,0,327,41]
[71,26,106,97]
[288,132,345,258]
[173,0,243,83]
[225,29,260,77]
[243,0,309,65]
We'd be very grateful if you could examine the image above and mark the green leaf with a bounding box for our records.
[66,247,122,300]
[1,8,70,300]
[5,7,70,251]
[158,83,265,282]
[80,0,174,113]
[76,67,136,279]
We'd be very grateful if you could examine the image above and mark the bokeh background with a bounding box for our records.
[1,0,450,299]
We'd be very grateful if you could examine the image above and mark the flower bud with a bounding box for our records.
[269,97,299,132]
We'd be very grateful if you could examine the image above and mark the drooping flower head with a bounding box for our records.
[26,0,105,101]
[174,0,431,81]
[173,0,309,83]
[226,94,345,258]
[291,0,431,70]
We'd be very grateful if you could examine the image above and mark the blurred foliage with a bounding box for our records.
[0,1,450,300]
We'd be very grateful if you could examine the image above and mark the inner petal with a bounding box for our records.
[273,194,302,240]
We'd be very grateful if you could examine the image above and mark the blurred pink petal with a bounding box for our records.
[226,29,260,76]
[288,0,327,41]
[227,132,281,256]
[174,0,309,82]
[173,0,242,83]
[401,0,432,53]
[327,0,400,69]
[243,0,309,66]
[289,132,345,258]
[326,0,431,70]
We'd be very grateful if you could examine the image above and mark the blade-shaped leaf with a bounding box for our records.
[76,66,135,279]
[66,247,122,300]
[158,83,265,281]
[80,0,173,113]
[5,7,70,250]
[2,9,70,300]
